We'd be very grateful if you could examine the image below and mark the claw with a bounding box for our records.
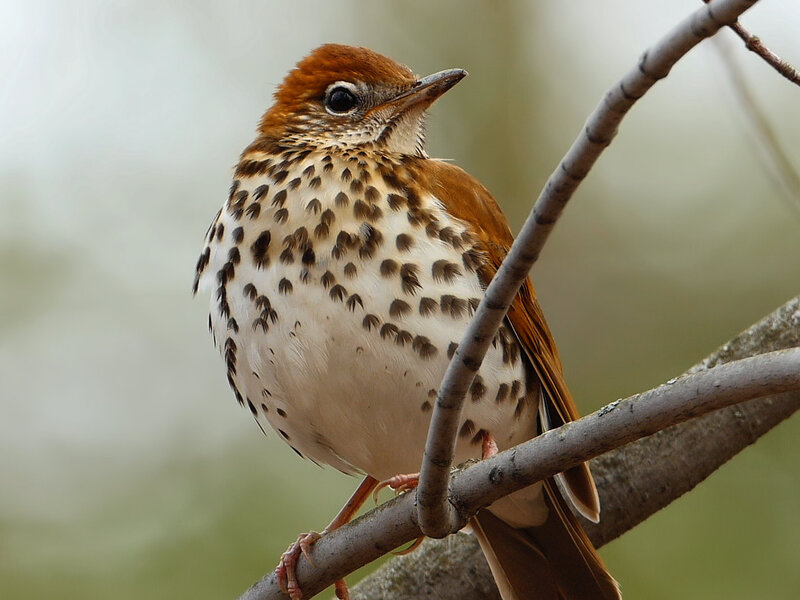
[392,535,425,556]
[372,472,420,504]
[276,531,322,599]
[273,476,378,600]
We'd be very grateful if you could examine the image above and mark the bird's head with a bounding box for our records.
[258,44,466,156]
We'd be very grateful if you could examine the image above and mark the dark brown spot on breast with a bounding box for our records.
[253,184,270,201]
[344,262,357,278]
[335,191,350,207]
[395,330,413,346]
[459,419,476,439]
[329,284,347,302]
[279,247,294,264]
[278,278,293,294]
[245,203,261,219]
[419,297,437,316]
[320,271,335,289]
[439,226,462,249]
[194,247,210,278]
[471,429,488,446]
[395,233,414,252]
[425,220,440,239]
[274,208,289,223]
[276,408,287,417]
[362,313,380,331]
[346,293,363,312]
[380,259,399,277]
[288,177,301,191]
[229,179,240,200]
[314,222,329,239]
[379,322,398,340]
[224,337,237,374]
[470,374,486,401]
[243,283,257,300]
[389,299,411,318]
[306,198,321,214]
[400,263,421,295]
[495,383,509,403]
[432,260,462,283]
[301,247,316,265]
[272,189,288,207]
[420,400,432,412]
[364,185,379,203]
[251,231,271,268]
[308,176,321,189]
[462,247,483,272]
[228,247,240,265]
[350,178,364,194]
[232,226,244,244]
[303,164,315,178]
[353,199,370,220]
[412,335,437,359]
[387,193,406,211]
[341,167,352,182]
[320,209,335,226]
[440,295,468,319]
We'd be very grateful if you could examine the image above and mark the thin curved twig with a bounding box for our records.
[417,0,761,539]
[703,0,800,87]
[237,347,800,600]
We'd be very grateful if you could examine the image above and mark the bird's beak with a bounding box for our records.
[379,68,468,114]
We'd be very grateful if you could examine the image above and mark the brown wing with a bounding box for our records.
[418,158,599,520]
[417,159,619,599]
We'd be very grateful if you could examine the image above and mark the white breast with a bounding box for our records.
[197,150,539,480]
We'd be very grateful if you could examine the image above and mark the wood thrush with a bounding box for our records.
[195,44,620,600]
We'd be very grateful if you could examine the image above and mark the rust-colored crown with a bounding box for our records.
[259,44,416,137]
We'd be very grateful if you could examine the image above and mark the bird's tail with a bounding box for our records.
[471,479,621,600]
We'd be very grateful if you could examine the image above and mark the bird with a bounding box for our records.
[194,43,620,600]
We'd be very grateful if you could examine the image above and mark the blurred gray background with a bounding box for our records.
[1,1,798,598]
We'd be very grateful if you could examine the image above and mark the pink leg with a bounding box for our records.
[275,475,378,600]
[482,431,499,459]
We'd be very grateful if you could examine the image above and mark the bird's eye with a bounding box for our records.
[325,85,358,114]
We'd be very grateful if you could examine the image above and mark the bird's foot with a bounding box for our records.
[372,472,420,503]
[276,531,350,599]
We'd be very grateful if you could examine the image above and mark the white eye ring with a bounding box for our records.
[324,81,360,115]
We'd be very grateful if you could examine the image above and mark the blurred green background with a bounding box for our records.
[1,1,798,598]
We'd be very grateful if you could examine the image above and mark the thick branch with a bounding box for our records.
[417,0,760,538]
[351,295,800,599]
[237,299,800,600]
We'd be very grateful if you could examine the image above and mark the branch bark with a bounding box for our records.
[351,295,800,599]
[237,296,800,600]
[417,0,760,538]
